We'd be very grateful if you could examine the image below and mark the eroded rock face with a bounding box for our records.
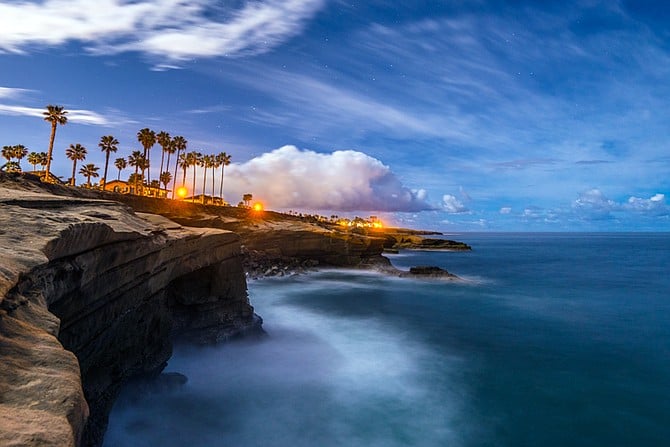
[0,185,261,447]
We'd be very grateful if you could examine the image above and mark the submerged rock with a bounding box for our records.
[402,265,458,279]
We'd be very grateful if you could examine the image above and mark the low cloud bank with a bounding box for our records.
[225,146,432,212]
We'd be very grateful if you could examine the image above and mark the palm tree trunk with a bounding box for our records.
[211,166,215,204]
[219,165,225,200]
[117,169,121,181]
[202,167,207,204]
[159,149,165,180]
[45,122,57,179]
[171,149,180,199]
[102,152,110,189]
[191,165,196,204]
[134,165,139,195]
[71,161,77,186]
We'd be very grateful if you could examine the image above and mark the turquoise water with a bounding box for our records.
[104,233,670,446]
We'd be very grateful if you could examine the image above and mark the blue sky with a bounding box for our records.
[0,0,668,231]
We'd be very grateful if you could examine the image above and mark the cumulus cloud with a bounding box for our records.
[441,194,469,214]
[224,146,432,212]
[572,188,617,220]
[624,193,668,216]
[0,0,324,61]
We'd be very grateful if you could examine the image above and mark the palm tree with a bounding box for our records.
[79,163,99,187]
[114,157,127,181]
[27,152,42,171]
[200,154,214,204]
[127,150,145,194]
[171,136,187,199]
[164,136,178,173]
[127,173,143,194]
[160,171,172,192]
[137,128,156,184]
[38,152,49,170]
[65,143,87,186]
[1,146,13,164]
[12,145,28,170]
[43,105,68,180]
[243,193,253,207]
[98,135,119,188]
[211,155,220,203]
[217,152,231,200]
[156,131,171,181]
[187,151,201,203]
[178,152,189,187]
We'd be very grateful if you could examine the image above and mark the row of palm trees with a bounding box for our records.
[1,144,30,172]
[4,104,235,204]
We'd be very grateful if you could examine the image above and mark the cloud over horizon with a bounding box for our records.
[0,0,324,61]
[225,146,432,212]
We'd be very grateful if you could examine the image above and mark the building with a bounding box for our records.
[103,180,169,198]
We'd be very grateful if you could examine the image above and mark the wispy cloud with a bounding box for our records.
[0,0,324,61]
[0,103,124,126]
[0,86,34,99]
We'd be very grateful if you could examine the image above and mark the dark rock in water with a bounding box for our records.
[404,266,457,279]
[409,266,445,275]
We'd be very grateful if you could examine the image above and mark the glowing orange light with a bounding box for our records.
[176,186,188,198]
[253,202,264,212]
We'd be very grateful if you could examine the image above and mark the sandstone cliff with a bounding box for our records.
[0,181,261,447]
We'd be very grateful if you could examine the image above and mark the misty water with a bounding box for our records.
[104,233,670,447]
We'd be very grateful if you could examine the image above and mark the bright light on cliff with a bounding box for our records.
[176,186,188,198]
[253,202,264,212]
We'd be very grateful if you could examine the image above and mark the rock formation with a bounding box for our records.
[0,173,468,447]
[0,179,261,447]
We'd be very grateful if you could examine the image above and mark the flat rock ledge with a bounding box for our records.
[0,183,261,447]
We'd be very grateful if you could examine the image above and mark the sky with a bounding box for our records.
[0,0,668,231]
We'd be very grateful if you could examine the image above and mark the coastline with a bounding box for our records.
[0,172,468,446]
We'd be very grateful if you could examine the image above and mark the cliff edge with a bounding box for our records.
[0,180,261,447]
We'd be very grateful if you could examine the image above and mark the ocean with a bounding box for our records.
[103,233,670,447]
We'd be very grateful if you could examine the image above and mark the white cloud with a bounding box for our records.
[224,145,431,212]
[499,207,512,214]
[572,188,617,220]
[0,103,117,126]
[441,194,468,214]
[0,87,33,99]
[522,206,543,219]
[0,0,324,61]
[625,193,668,215]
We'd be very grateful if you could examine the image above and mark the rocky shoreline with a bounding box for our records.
[0,172,468,446]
